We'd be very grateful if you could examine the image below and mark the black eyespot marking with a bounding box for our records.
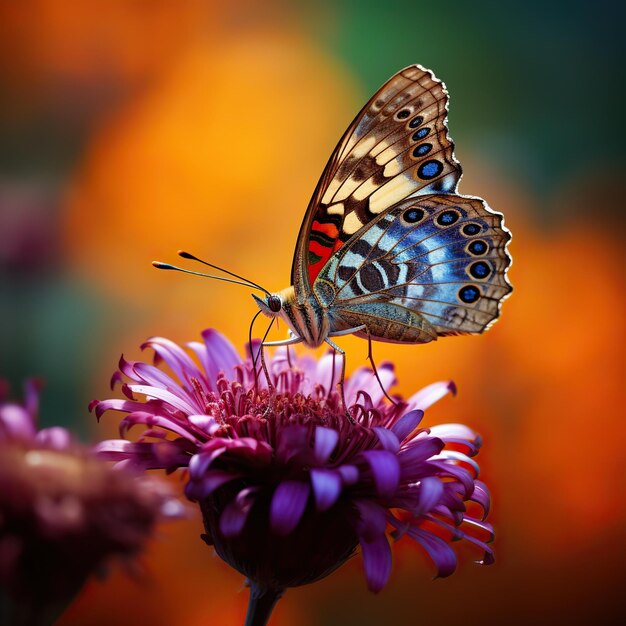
[436,210,460,226]
[409,115,423,128]
[417,160,443,180]
[403,208,425,223]
[459,285,481,303]
[462,223,481,236]
[468,240,488,256]
[469,261,491,279]
[412,143,432,157]
[396,109,411,119]
[267,295,282,312]
[337,266,355,282]
[412,127,430,141]
[359,265,385,292]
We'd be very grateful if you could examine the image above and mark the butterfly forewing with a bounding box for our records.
[292,65,462,291]
[315,194,512,339]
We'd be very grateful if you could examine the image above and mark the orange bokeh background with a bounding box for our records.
[1,1,623,624]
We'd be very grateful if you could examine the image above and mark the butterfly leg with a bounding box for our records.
[261,336,303,347]
[324,337,356,424]
[258,336,303,413]
[364,330,399,406]
[258,334,303,383]
[328,325,398,407]
[328,325,367,338]
[253,318,282,413]
[258,342,273,395]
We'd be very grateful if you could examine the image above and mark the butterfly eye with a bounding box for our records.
[267,295,282,312]
[436,210,460,227]
[462,223,481,236]
[408,115,423,128]
[403,207,425,223]
[458,285,481,303]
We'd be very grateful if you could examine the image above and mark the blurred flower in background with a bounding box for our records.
[93,329,493,624]
[0,380,183,625]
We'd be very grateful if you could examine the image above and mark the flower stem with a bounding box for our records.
[244,583,284,626]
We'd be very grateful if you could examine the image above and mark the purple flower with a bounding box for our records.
[93,329,493,623]
[0,380,183,625]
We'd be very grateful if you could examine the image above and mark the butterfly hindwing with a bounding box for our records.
[314,194,512,340]
[292,65,463,291]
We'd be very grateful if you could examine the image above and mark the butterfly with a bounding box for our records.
[156,65,512,378]
[250,65,512,353]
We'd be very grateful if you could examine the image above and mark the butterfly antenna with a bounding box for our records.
[152,261,268,292]
[177,251,270,296]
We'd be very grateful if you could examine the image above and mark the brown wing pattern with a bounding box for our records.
[291,65,463,292]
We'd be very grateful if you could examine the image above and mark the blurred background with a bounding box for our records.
[1,0,624,624]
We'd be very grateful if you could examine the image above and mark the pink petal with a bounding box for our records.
[143,337,204,384]
[310,469,343,511]
[407,526,457,578]
[270,481,310,535]
[373,427,400,453]
[360,450,400,497]
[314,426,339,464]
[35,427,72,449]
[0,404,35,440]
[391,410,424,441]
[406,380,456,411]
[416,476,444,514]
[219,488,257,537]
[354,499,388,540]
[315,351,341,394]
[429,422,477,441]
[200,329,242,382]
[185,470,241,500]
[125,384,198,415]
[360,534,392,593]
[470,480,491,518]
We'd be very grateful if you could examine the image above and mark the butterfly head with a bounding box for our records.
[252,292,283,318]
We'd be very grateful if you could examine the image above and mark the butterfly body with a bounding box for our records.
[253,65,512,350]
[254,287,331,348]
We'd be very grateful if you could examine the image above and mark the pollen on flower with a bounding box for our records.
[93,329,494,597]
